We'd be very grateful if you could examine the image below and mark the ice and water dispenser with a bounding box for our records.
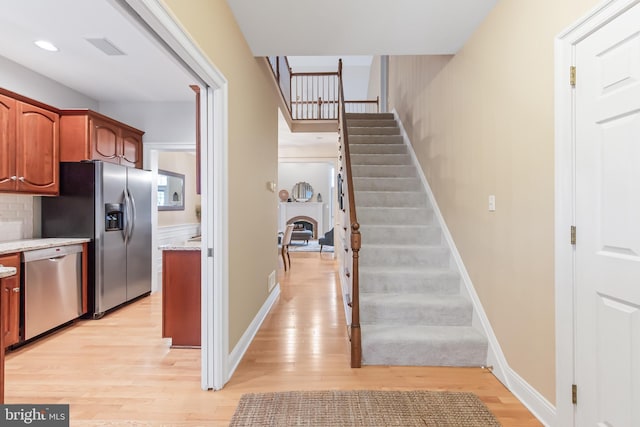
[105,203,124,231]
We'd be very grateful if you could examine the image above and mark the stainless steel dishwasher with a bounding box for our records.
[22,244,83,340]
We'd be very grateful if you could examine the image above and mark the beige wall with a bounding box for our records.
[163,0,279,349]
[157,151,201,227]
[376,0,600,403]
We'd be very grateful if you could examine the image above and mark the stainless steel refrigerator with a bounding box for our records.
[42,161,152,317]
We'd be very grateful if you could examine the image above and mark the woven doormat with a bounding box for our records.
[229,390,501,426]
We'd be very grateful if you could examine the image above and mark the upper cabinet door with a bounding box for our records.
[0,94,17,191]
[120,128,142,168]
[15,101,59,195]
[90,117,120,163]
[59,111,144,168]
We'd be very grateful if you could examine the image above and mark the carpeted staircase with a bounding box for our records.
[346,112,488,367]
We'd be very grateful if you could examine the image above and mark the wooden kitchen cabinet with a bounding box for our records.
[0,253,21,348]
[60,110,144,169]
[0,90,60,195]
[162,250,201,347]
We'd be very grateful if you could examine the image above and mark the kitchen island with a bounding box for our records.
[159,240,201,347]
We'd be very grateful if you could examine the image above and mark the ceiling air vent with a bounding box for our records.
[85,38,126,56]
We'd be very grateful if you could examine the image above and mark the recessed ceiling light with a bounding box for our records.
[34,40,59,52]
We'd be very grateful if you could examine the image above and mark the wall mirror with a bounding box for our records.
[157,169,185,211]
[292,181,313,202]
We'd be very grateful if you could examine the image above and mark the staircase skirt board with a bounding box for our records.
[344,112,488,368]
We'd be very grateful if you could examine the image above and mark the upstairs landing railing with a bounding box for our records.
[267,56,378,121]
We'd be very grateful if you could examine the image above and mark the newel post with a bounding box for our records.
[350,222,362,368]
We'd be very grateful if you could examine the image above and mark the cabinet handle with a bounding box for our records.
[10,176,17,181]
[12,287,19,293]
[18,177,25,182]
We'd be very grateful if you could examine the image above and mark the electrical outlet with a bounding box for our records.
[268,270,276,292]
[488,195,496,212]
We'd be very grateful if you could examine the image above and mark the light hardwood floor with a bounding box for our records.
[5,252,542,426]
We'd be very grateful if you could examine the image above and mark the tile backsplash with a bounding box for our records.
[0,194,38,242]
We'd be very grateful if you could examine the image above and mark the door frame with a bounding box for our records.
[554,0,640,424]
[121,0,229,390]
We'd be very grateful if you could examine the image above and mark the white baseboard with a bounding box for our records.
[392,109,555,425]
[505,366,555,426]
[226,283,281,381]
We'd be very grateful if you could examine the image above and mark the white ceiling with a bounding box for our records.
[0,0,195,103]
[0,0,497,103]
[0,0,496,147]
[226,0,498,56]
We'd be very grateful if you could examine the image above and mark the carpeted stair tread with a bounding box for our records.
[352,165,418,178]
[361,325,488,367]
[359,244,450,268]
[347,119,397,128]
[357,207,435,225]
[351,153,412,165]
[355,190,428,208]
[350,143,407,154]
[360,293,472,325]
[349,135,404,145]
[345,112,395,120]
[359,224,442,245]
[348,126,400,135]
[353,177,421,192]
[360,266,460,294]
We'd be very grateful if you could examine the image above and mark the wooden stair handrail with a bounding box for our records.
[338,58,362,368]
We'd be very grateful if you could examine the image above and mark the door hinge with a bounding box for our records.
[572,384,577,404]
[571,225,576,245]
[570,66,576,87]
[207,248,213,258]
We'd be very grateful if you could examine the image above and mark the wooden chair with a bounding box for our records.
[280,224,295,271]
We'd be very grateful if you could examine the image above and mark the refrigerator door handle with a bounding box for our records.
[128,188,137,239]
[122,189,130,244]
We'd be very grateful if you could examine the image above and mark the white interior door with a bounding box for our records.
[575,3,640,425]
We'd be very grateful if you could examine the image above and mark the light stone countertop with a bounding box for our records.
[159,240,202,251]
[0,266,17,279]
[0,238,91,255]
